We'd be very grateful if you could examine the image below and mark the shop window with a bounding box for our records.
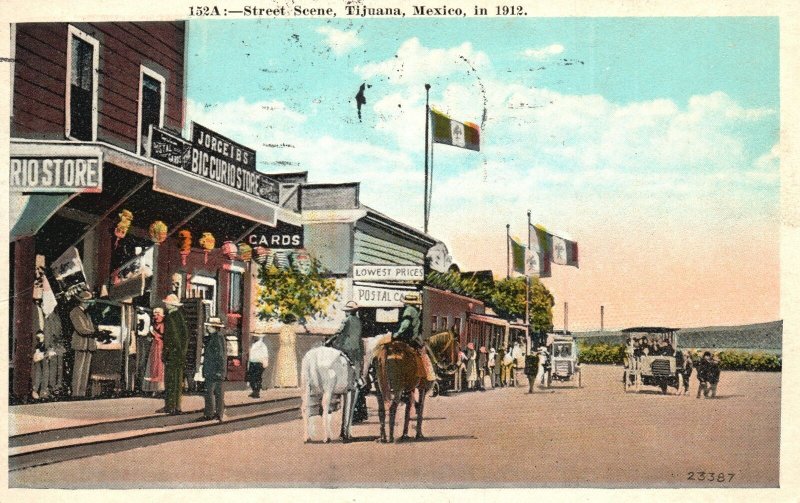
[66,26,99,141]
[431,316,437,330]
[453,317,461,335]
[137,66,165,154]
[228,270,243,313]
[439,316,448,331]
[188,275,217,317]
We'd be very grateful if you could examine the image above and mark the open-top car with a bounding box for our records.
[622,327,680,394]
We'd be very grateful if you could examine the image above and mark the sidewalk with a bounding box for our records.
[9,386,301,436]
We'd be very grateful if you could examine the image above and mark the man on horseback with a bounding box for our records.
[325,301,364,388]
[392,292,437,383]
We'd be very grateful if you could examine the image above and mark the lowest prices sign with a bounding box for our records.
[11,156,102,192]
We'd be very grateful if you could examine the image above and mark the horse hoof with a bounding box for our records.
[396,435,410,443]
[415,434,426,441]
[324,438,331,444]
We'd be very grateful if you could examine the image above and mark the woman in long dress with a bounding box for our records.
[465,343,478,390]
[143,308,165,394]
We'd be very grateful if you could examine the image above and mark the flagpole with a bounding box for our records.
[526,209,531,352]
[424,83,431,234]
[506,223,510,279]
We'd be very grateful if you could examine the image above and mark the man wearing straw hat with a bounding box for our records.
[69,289,98,397]
[160,294,189,415]
[201,317,227,421]
[392,292,437,383]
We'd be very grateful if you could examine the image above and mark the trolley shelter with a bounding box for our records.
[464,313,510,351]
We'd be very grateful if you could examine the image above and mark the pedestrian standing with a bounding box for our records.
[487,348,496,388]
[454,348,466,392]
[143,308,165,395]
[69,289,98,398]
[43,309,66,398]
[524,350,539,394]
[476,346,488,391]
[248,335,269,398]
[502,347,514,386]
[201,317,227,421]
[709,353,722,398]
[696,351,716,399]
[465,343,477,390]
[160,294,188,415]
[511,341,525,387]
[493,347,504,387]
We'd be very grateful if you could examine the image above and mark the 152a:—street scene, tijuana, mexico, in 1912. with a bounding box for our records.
[5,12,782,488]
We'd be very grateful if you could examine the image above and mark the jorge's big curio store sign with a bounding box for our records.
[148,123,279,203]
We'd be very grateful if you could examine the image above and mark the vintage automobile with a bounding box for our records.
[622,327,680,394]
[542,334,582,388]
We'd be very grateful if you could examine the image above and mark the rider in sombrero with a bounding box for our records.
[392,292,437,383]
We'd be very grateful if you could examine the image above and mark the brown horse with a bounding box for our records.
[374,340,431,443]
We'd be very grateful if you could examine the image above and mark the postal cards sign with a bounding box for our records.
[11,155,102,192]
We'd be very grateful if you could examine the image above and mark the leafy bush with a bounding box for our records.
[577,343,781,371]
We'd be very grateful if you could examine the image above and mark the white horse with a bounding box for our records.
[301,334,388,443]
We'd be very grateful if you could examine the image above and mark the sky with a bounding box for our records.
[185,17,780,331]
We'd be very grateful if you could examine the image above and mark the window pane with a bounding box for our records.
[140,73,162,151]
[228,271,243,313]
[70,35,93,140]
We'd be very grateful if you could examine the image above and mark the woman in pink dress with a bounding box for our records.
[143,307,165,394]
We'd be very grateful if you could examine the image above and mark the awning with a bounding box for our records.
[467,313,510,327]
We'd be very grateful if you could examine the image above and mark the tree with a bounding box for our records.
[255,259,338,326]
[425,271,554,333]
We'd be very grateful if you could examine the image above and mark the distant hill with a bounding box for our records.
[575,320,782,351]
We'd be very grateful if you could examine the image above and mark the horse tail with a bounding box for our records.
[375,348,390,401]
[300,352,313,415]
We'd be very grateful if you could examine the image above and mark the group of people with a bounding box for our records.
[453,341,526,392]
[630,336,678,358]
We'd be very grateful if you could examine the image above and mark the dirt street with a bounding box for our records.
[9,365,780,488]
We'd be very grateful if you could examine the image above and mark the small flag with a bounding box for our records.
[529,224,552,277]
[431,108,480,151]
[508,236,526,275]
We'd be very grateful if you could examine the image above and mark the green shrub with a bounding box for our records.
[577,343,781,371]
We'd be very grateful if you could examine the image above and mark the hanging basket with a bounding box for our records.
[221,241,238,260]
[148,220,168,244]
[237,243,253,262]
[199,232,216,264]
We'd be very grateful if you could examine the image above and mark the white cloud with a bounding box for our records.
[355,38,490,87]
[523,44,565,60]
[316,26,363,56]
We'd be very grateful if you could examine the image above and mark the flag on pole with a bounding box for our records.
[552,234,579,267]
[431,108,480,151]
[529,224,578,270]
[508,236,526,276]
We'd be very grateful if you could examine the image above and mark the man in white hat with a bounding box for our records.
[326,301,364,385]
[201,317,227,421]
[160,294,188,414]
[69,289,97,397]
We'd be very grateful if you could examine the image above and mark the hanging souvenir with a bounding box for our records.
[199,232,216,264]
[148,220,168,244]
[254,246,270,265]
[178,230,192,266]
[221,241,238,260]
[237,242,253,262]
[114,209,134,247]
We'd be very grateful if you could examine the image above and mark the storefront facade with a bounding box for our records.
[9,22,302,402]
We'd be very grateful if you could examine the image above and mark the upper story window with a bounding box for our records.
[138,66,166,154]
[66,26,99,141]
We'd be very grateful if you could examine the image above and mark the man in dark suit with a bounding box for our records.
[161,294,189,414]
[201,317,227,421]
[69,289,97,397]
[327,301,364,381]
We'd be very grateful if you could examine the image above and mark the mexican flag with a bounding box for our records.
[508,236,526,276]
[431,108,480,151]
[529,224,578,270]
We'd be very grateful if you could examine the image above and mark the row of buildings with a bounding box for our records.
[8,21,528,402]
